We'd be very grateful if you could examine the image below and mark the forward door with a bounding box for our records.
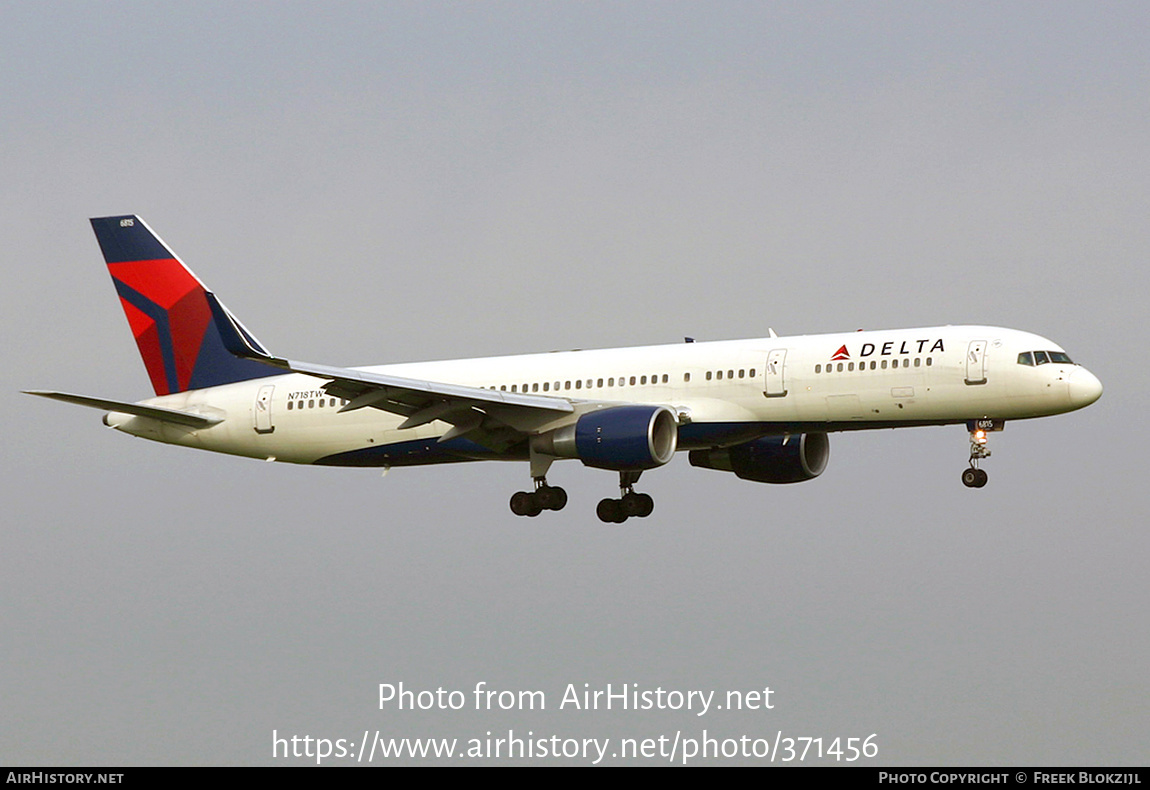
[764,349,788,397]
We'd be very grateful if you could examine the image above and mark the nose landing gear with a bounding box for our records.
[962,427,991,488]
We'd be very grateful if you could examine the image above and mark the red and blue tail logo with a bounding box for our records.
[90,215,276,396]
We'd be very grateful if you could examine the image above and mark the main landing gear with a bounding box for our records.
[962,427,991,488]
[596,471,655,524]
[509,478,568,517]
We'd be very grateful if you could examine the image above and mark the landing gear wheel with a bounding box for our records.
[634,492,654,517]
[620,492,654,518]
[511,491,544,516]
[510,492,531,515]
[621,492,645,518]
[597,498,626,524]
[962,468,989,488]
[537,485,568,511]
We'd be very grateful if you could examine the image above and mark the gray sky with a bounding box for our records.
[3,2,1146,765]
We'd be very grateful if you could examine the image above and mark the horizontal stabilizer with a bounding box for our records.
[23,390,222,428]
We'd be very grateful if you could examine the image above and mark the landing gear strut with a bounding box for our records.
[510,477,568,517]
[597,471,655,523]
[962,427,991,488]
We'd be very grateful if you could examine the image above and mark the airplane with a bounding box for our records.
[26,215,1103,523]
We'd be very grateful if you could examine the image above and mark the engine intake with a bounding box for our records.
[688,432,829,483]
[533,405,678,471]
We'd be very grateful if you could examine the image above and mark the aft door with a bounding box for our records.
[965,340,987,385]
[764,349,788,397]
[253,384,275,433]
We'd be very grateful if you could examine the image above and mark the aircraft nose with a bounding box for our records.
[1067,367,1103,409]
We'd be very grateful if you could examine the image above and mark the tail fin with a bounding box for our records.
[90,215,278,396]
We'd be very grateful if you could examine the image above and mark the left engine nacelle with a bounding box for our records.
[533,405,679,471]
[688,432,830,483]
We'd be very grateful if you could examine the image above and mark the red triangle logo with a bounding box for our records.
[831,345,850,361]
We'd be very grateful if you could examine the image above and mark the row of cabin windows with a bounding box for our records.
[705,368,755,381]
[815,357,933,374]
[488,368,762,393]
[286,397,347,410]
[493,374,672,393]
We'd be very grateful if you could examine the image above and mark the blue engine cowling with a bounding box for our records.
[688,433,829,483]
[535,405,679,471]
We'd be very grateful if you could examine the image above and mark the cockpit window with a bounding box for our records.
[1020,350,1075,367]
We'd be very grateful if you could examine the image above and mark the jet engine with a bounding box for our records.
[688,432,830,483]
[532,405,678,471]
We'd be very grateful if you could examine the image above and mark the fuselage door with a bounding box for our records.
[253,384,276,433]
[764,349,788,397]
[965,340,988,385]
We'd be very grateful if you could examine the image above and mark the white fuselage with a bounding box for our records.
[106,325,1102,467]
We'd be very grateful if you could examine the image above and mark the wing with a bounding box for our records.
[206,293,575,452]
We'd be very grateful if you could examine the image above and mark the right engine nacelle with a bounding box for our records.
[532,405,679,471]
[688,432,830,484]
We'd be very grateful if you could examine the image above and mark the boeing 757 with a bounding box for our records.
[26,216,1103,522]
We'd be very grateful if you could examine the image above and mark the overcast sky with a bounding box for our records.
[3,2,1147,765]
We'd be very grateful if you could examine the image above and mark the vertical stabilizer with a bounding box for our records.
[90,215,277,395]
